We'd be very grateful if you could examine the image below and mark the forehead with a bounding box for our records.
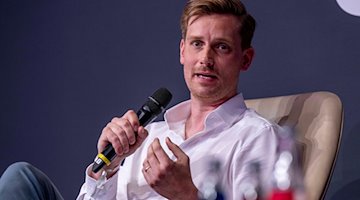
[186,14,241,40]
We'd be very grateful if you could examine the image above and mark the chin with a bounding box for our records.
[193,87,237,103]
[191,88,222,100]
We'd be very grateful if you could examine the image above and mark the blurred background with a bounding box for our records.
[1,0,359,199]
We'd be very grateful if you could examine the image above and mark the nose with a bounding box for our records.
[200,46,214,68]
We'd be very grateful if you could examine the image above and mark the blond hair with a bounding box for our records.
[180,0,256,49]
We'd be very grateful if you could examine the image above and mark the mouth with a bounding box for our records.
[194,73,217,80]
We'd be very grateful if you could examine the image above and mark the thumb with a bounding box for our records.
[166,137,186,160]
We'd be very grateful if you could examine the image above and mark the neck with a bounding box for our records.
[184,95,233,139]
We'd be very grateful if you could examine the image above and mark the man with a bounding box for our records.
[0,0,279,199]
[77,0,278,199]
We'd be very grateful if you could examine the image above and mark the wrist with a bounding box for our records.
[104,164,120,179]
[89,162,120,180]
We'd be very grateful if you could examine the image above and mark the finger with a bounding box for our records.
[124,110,142,145]
[123,110,140,132]
[98,122,116,152]
[135,126,148,145]
[137,126,148,140]
[142,160,151,174]
[97,124,118,151]
[111,117,137,145]
[97,128,109,153]
[123,127,148,153]
[107,122,130,154]
[142,159,150,169]
[142,164,155,187]
[152,138,172,168]
[103,126,124,155]
[166,137,187,162]
[147,139,160,169]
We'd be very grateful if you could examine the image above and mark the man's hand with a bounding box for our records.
[142,137,198,200]
[91,110,149,179]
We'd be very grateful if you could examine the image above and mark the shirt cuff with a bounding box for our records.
[82,164,118,199]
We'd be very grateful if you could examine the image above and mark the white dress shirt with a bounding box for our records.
[77,93,280,200]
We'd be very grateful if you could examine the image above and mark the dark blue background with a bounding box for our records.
[1,0,359,199]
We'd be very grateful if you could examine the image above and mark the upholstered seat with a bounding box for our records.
[245,91,343,200]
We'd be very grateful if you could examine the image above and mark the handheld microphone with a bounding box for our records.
[92,88,172,173]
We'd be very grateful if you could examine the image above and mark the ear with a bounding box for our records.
[240,47,255,71]
[179,39,185,65]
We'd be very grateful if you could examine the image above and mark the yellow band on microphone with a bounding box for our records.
[97,153,111,166]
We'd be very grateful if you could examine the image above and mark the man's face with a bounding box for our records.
[180,14,254,104]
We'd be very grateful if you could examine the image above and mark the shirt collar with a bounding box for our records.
[164,93,248,132]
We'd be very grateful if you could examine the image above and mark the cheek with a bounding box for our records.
[183,64,192,79]
[182,55,197,75]
[182,45,200,63]
[218,61,241,82]
[182,51,196,64]
[183,66,193,88]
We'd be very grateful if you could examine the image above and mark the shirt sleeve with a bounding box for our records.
[76,164,118,200]
[231,124,279,200]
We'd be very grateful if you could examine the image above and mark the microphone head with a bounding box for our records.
[141,87,172,119]
[151,88,172,109]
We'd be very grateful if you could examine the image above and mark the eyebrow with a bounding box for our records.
[185,35,203,41]
[186,35,233,45]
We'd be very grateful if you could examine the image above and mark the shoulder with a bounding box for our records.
[235,108,280,132]
[231,108,281,146]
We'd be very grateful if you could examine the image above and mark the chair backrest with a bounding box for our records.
[245,91,343,200]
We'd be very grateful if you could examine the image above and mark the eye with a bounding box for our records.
[190,40,203,49]
[216,43,230,52]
